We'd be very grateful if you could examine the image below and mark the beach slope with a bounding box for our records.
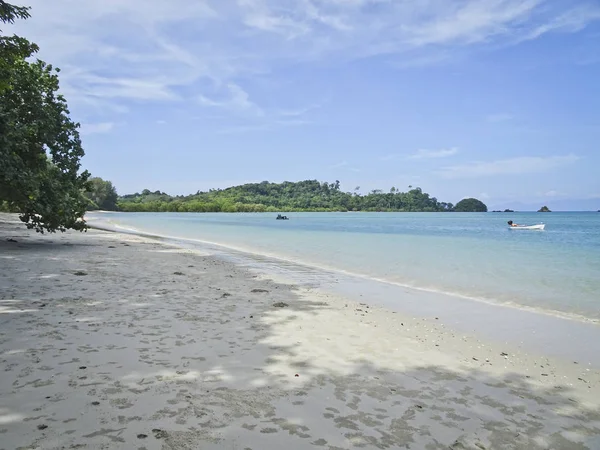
[1,214,599,449]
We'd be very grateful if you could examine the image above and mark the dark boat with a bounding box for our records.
[276,214,289,220]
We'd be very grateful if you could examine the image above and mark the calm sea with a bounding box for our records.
[94,212,600,321]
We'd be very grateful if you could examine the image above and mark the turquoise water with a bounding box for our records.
[97,212,600,320]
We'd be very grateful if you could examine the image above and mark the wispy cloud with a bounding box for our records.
[380,147,458,161]
[409,147,459,160]
[199,83,264,117]
[438,154,580,178]
[277,103,324,117]
[7,0,600,126]
[543,190,566,197]
[80,122,115,135]
[329,160,360,172]
[402,0,541,46]
[524,4,600,40]
[205,88,320,133]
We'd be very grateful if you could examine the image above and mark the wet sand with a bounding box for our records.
[1,214,600,449]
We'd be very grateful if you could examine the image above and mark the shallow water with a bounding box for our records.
[95,211,600,320]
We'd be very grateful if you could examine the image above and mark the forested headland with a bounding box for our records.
[115,180,488,213]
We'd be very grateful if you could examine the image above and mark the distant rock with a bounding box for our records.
[538,206,551,212]
[454,198,488,212]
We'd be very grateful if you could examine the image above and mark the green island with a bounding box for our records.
[113,181,488,213]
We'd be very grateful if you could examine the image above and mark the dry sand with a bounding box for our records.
[1,214,599,450]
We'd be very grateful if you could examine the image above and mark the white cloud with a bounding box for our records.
[80,122,115,135]
[409,147,459,159]
[524,4,600,40]
[6,0,600,125]
[402,0,541,46]
[329,160,360,172]
[438,154,580,178]
[202,87,320,132]
[542,190,570,198]
[277,102,324,117]
[199,83,264,117]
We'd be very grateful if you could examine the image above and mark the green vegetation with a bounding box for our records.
[538,206,551,212]
[454,198,488,212]
[84,177,118,211]
[0,5,490,222]
[0,1,90,232]
[117,180,482,213]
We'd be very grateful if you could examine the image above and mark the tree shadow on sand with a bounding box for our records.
[175,292,600,450]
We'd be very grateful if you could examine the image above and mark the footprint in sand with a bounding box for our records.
[152,428,167,439]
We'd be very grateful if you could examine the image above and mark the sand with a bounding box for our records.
[1,213,600,450]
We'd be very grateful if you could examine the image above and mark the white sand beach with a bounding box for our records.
[1,213,600,450]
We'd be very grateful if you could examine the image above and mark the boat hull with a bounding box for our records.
[509,224,545,230]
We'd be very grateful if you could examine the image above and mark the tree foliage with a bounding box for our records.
[84,177,118,211]
[118,180,460,213]
[454,198,488,212]
[0,1,90,232]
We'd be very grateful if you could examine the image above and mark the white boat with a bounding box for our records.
[509,223,545,230]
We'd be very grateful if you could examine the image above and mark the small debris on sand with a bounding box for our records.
[152,429,167,439]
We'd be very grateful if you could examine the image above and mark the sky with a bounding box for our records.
[6,0,600,209]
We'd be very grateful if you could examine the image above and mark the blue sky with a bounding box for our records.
[8,0,600,209]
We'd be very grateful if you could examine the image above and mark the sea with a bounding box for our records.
[92,211,600,322]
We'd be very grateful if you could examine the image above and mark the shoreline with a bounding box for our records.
[89,215,600,326]
[87,216,600,366]
[88,215,600,326]
[2,214,600,449]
